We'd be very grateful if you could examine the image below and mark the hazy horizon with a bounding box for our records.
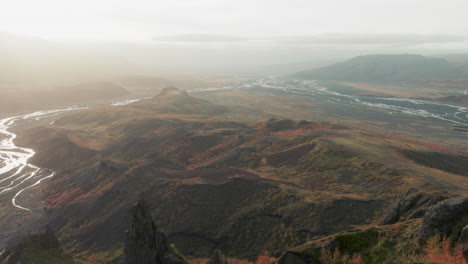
[2,0,468,76]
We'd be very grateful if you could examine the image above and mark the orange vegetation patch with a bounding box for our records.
[423,235,467,264]
[45,186,85,209]
[73,180,115,202]
[255,252,277,264]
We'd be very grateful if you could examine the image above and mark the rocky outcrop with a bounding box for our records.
[206,249,228,264]
[379,191,447,225]
[460,225,468,261]
[0,226,74,264]
[416,197,468,242]
[124,200,188,264]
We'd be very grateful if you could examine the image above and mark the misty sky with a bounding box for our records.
[2,0,468,75]
[1,0,468,43]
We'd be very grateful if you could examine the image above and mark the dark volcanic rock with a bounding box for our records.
[277,251,311,264]
[379,191,447,225]
[460,225,468,261]
[416,197,468,242]
[206,249,228,264]
[124,200,188,264]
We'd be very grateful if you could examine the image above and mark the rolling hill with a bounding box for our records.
[6,88,467,263]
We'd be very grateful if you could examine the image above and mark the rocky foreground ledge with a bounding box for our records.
[1,195,467,264]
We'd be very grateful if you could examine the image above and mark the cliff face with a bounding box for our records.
[416,197,468,242]
[124,200,188,264]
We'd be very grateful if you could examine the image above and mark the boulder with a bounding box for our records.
[379,191,446,225]
[416,197,468,242]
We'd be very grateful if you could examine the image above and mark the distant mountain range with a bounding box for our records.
[294,54,468,83]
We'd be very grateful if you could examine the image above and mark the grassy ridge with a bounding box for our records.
[400,149,468,177]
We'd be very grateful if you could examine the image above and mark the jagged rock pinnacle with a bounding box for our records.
[124,200,188,264]
[206,249,228,264]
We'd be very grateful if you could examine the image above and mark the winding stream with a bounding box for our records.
[0,98,148,212]
[194,78,468,125]
[0,107,87,211]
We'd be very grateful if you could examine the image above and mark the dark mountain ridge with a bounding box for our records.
[294,54,468,83]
